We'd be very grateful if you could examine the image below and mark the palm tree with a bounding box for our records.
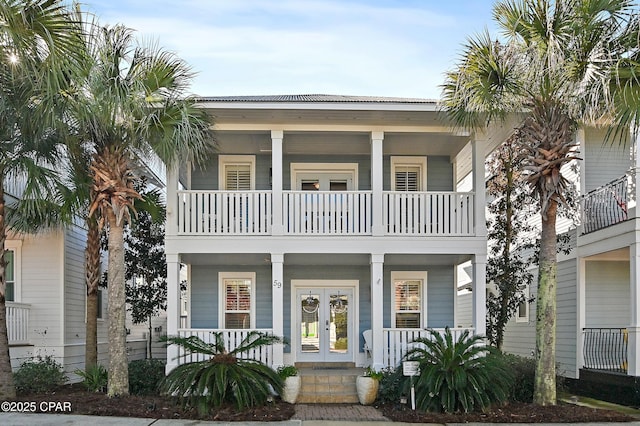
[441,0,636,405]
[0,0,83,399]
[70,23,214,396]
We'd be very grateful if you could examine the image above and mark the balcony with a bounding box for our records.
[6,302,30,345]
[175,190,475,237]
[582,327,628,374]
[582,173,632,234]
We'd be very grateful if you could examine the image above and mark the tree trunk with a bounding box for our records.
[106,209,129,396]
[0,181,15,398]
[85,218,100,370]
[534,200,557,406]
[148,315,153,359]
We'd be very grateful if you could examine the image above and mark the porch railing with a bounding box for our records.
[582,327,628,374]
[582,174,630,234]
[283,191,372,234]
[383,327,474,368]
[176,329,275,366]
[6,302,30,345]
[384,192,475,235]
[177,191,272,235]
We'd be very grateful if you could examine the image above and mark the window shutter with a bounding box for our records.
[394,279,421,328]
[224,278,252,329]
[395,166,420,191]
[225,164,251,190]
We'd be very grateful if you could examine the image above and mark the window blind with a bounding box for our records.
[225,164,251,190]
[395,166,420,191]
[394,279,421,328]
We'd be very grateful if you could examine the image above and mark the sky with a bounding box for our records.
[84,0,499,99]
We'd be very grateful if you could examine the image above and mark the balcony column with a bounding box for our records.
[271,130,284,235]
[472,136,487,237]
[165,253,181,374]
[576,257,586,375]
[472,254,487,338]
[271,253,284,368]
[371,132,384,236]
[628,244,640,375]
[166,165,178,236]
[370,253,384,370]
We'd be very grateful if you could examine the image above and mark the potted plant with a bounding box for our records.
[277,365,300,404]
[356,366,382,405]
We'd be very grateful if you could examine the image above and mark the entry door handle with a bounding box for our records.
[325,319,329,331]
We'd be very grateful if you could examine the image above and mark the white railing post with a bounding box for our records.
[271,130,284,235]
[371,254,384,371]
[472,255,487,338]
[166,254,181,374]
[472,136,487,237]
[271,254,284,368]
[166,165,179,236]
[371,132,384,236]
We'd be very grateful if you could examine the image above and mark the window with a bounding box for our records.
[291,163,358,191]
[219,155,255,190]
[219,272,255,329]
[516,284,530,323]
[5,250,14,302]
[391,156,427,191]
[391,271,427,328]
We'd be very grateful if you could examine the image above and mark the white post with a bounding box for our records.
[166,165,178,236]
[370,254,384,370]
[472,136,487,237]
[271,253,284,368]
[271,130,284,235]
[371,132,384,236]
[165,253,181,374]
[576,257,586,376]
[628,244,640,375]
[472,254,487,337]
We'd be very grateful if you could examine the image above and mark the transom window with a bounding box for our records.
[391,271,427,328]
[219,272,255,329]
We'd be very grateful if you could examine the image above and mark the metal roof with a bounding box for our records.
[194,94,438,104]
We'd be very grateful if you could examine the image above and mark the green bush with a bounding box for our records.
[501,353,535,402]
[129,359,166,396]
[160,331,284,414]
[14,355,67,394]
[404,328,513,413]
[377,367,404,404]
[276,365,298,379]
[75,364,108,392]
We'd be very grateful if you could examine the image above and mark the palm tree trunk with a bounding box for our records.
[85,217,100,370]
[534,199,557,405]
[0,180,15,398]
[106,209,128,396]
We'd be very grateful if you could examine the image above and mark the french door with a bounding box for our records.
[296,287,353,362]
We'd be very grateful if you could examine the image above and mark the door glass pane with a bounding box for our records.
[300,293,320,353]
[329,292,348,353]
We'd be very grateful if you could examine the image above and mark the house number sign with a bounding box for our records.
[272,280,282,288]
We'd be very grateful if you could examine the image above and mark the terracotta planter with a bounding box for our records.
[281,376,301,404]
[356,376,379,405]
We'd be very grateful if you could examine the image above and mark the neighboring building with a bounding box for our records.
[164,94,506,373]
[501,127,640,403]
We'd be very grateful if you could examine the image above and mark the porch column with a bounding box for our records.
[271,130,284,235]
[472,254,487,337]
[371,132,384,236]
[472,136,487,237]
[166,253,181,374]
[370,254,384,370]
[576,257,586,376]
[628,244,640,375]
[165,165,178,236]
[271,253,284,368]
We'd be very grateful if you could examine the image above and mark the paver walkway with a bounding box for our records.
[293,404,389,421]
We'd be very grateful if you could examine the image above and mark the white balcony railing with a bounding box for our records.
[384,192,475,235]
[6,302,30,345]
[383,327,474,368]
[176,328,275,366]
[177,191,272,235]
[283,191,372,234]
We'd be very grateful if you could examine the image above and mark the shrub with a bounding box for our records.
[405,328,512,413]
[75,364,108,392]
[377,367,404,404]
[277,365,298,379]
[129,359,166,396]
[14,355,67,394]
[363,366,383,380]
[501,353,535,402]
[160,331,284,414]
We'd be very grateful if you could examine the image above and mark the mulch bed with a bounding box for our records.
[13,383,638,422]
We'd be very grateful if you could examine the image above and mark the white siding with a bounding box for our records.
[456,292,473,328]
[583,128,632,192]
[585,261,629,328]
[63,225,89,345]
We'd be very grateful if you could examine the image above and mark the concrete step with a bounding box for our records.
[296,366,363,404]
